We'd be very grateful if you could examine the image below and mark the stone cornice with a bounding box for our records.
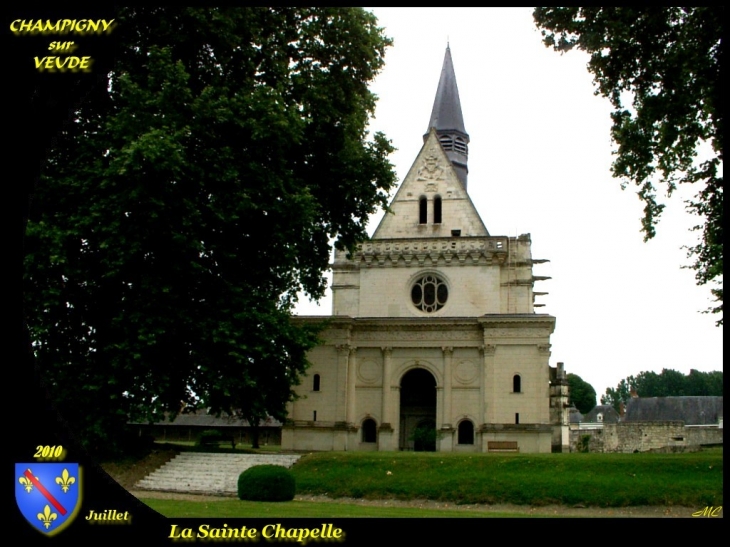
[293,314,557,330]
[336,236,517,268]
[478,315,556,328]
[479,423,553,433]
[293,315,556,345]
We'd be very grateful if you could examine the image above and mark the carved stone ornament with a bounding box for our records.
[480,344,496,355]
[357,360,381,384]
[416,152,445,181]
[454,360,478,384]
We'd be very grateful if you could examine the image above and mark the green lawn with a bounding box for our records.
[140,498,533,518]
[287,449,722,507]
[137,447,722,519]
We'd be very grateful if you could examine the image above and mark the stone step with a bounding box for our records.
[135,452,301,495]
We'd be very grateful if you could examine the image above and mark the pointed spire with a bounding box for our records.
[425,45,470,189]
[427,45,467,135]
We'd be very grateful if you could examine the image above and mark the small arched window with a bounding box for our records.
[513,374,521,393]
[419,196,427,224]
[457,420,474,445]
[434,196,442,224]
[362,418,377,443]
[313,374,321,392]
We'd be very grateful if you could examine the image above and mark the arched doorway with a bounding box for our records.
[399,368,437,451]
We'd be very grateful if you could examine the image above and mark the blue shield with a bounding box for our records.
[15,463,82,536]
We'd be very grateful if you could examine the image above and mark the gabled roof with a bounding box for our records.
[371,129,488,239]
[623,396,723,425]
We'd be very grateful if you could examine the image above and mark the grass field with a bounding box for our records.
[121,446,723,518]
[139,497,532,518]
[287,449,722,507]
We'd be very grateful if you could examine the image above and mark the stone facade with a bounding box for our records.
[283,47,559,453]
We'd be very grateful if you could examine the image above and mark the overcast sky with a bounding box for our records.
[294,7,723,399]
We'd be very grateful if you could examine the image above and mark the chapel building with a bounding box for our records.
[283,46,568,453]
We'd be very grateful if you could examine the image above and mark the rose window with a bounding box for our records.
[411,274,448,313]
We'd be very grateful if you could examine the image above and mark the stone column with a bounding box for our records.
[334,344,350,424]
[380,347,393,427]
[346,346,357,426]
[333,344,351,451]
[441,346,453,428]
[480,344,496,425]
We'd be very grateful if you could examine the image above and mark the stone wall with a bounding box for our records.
[570,422,723,453]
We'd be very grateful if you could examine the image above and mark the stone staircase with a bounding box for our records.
[135,452,301,495]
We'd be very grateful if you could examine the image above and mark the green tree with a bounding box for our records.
[601,378,634,414]
[533,7,723,325]
[567,373,597,414]
[23,7,396,455]
[601,368,723,412]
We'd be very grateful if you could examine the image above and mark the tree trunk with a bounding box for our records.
[250,419,260,449]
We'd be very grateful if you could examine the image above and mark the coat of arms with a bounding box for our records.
[15,463,82,536]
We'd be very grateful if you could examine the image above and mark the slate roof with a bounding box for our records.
[427,45,467,136]
[425,45,470,188]
[131,410,283,428]
[583,405,620,423]
[623,396,723,425]
[568,406,583,424]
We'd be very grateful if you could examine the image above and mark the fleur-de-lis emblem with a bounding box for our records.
[37,505,58,529]
[55,469,76,493]
[19,475,34,493]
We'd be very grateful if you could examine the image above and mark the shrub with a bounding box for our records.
[410,425,437,452]
[238,465,295,501]
[196,430,224,446]
[196,429,235,448]
[577,435,591,453]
